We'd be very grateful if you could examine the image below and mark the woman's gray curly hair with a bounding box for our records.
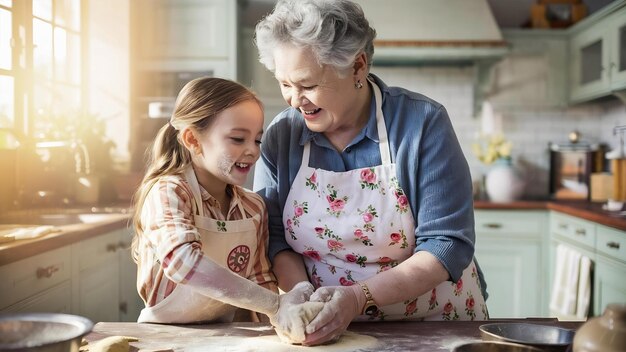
[254,0,376,76]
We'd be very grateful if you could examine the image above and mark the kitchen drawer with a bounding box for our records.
[0,246,72,309]
[74,230,121,270]
[3,280,72,313]
[474,210,546,238]
[550,212,596,249]
[596,225,626,264]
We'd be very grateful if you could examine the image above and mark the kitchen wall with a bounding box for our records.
[87,0,131,165]
[83,0,130,163]
[600,100,626,145]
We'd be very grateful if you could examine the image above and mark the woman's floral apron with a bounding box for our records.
[282,79,488,321]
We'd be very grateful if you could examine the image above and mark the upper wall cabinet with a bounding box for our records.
[132,0,237,78]
[488,30,569,109]
[570,2,626,104]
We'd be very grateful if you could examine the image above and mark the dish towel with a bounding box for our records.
[549,244,592,320]
[576,255,592,319]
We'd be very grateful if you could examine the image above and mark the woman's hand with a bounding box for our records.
[302,285,364,346]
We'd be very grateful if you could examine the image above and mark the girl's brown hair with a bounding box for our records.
[130,77,262,261]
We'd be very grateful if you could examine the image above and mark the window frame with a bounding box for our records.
[0,0,83,137]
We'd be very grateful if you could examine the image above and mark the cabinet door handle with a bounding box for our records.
[606,241,621,250]
[36,265,59,279]
[117,241,128,249]
[483,223,502,229]
[106,243,118,252]
[119,302,128,314]
[575,228,586,236]
[558,223,567,230]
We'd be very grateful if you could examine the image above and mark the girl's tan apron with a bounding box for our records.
[282,79,488,321]
[138,168,260,323]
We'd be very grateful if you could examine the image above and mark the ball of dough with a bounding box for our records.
[279,301,325,344]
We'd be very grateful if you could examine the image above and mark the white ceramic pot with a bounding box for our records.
[485,158,524,203]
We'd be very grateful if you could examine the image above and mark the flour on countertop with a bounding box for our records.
[182,331,379,352]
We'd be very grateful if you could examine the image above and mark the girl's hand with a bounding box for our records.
[269,281,317,344]
[302,285,364,346]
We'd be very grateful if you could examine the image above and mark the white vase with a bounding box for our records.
[485,158,524,203]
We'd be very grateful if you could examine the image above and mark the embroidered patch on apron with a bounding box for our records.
[228,245,251,273]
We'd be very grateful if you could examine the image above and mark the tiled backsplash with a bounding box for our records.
[374,66,626,199]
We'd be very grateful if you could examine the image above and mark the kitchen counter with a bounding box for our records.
[85,320,582,351]
[0,207,132,266]
[474,200,626,231]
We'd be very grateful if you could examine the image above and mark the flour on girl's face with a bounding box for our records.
[218,152,235,178]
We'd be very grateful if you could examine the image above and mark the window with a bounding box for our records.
[0,0,81,137]
[0,0,14,129]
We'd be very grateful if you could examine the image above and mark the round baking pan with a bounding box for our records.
[479,322,574,351]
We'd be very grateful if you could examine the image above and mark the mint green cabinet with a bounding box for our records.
[548,212,596,320]
[609,10,626,92]
[595,257,626,315]
[549,212,626,318]
[569,3,626,103]
[594,225,626,315]
[474,209,626,319]
[474,210,548,318]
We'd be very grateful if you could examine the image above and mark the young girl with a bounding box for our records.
[130,77,315,340]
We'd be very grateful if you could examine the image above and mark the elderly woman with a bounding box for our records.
[253,0,489,346]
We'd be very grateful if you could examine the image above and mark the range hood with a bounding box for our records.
[354,0,508,65]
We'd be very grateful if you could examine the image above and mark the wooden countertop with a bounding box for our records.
[86,320,582,352]
[474,200,626,231]
[0,211,131,266]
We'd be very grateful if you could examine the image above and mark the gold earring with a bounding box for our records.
[355,80,363,89]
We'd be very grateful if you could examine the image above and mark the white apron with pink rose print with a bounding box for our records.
[283,79,488,321]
